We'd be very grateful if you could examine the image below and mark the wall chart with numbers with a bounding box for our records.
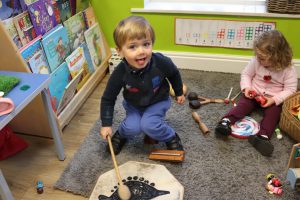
[175,18,276,49]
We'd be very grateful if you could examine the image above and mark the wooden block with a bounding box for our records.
[149,149,185,162]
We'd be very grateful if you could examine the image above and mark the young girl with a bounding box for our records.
[215,30,298,157]
[100,16,185,155]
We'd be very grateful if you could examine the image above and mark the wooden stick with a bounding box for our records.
[107,136,131,200]
[231,91,242,101]
[192,112,210,135]
[224,87,233,104]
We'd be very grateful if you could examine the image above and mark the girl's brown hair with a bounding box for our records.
[113,16,155,49]
[254,30,293,71]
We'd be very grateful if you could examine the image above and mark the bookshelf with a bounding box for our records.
[0,19,111,137]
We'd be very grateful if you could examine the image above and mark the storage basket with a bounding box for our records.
[267,0,300,14]
[279,91,300,142]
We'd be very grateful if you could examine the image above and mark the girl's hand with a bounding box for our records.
[244,88,254,99]
[100,126,113,140]
[176,95,185,105]
[261,97,275,108]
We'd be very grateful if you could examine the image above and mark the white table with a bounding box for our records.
[0,71,65,200]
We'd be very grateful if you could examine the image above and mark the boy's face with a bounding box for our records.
[117,35,153,70]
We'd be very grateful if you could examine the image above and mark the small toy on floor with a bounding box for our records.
[275,128,283,140]
[265,173,283,195]
[36,180,44,194]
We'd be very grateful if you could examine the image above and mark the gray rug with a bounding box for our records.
[54,69,300,199]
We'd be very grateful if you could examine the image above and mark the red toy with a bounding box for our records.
[249,90,267,106]
[265,173,283,195]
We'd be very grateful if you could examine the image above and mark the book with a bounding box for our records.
[48,61,71,111]
[19,35,51,74]
[65,45,90,90]
[56,68,83,115]
[69,0,76,15]
[51,0,61,24]
[41,24,70,72]
[55,0,71,22]
[76,0,89,13]
[2,18,22,49]
[84,22,106,69]
[27,0,57,36]
[0,0,22,20]
[13,11,37,46]
[63,11,86,51]
[80,42,94,74]
[82,6,96,29]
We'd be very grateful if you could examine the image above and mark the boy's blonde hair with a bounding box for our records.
[113,16,155,49]
[254,30,293,71]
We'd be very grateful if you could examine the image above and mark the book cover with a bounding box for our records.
[69,0,76,15]
[63,11,86,51]
[55,0,71,22]
[81,42,94,74]
[41,24,70,72]
[27,0,57,36]
[75,0,89,13]
[82,6,96,29]
[56,68,83,115]
[2,17,22,49]
[13,11,37,46]
[19,0,37,11]
[51,0,61,24]
[48,61,71,111]
[65,45,90,90]
[20,35,51,74]
[0,0,22,20]
[84,22,106,69]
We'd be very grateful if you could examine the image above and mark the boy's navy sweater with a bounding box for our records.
[101,52,183,127]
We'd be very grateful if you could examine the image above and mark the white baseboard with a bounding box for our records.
[111,49,300,77]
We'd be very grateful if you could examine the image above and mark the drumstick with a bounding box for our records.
[192,112,210,135]
[107,136,131,200]
[224,87,233,104]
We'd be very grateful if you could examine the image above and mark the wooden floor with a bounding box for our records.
[0,75,109,200]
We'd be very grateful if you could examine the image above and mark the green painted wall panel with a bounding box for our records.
[91,1,300,58]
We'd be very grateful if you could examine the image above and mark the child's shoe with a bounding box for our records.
[106,131,127,155]
[166,133,184,150]
[248,135,274,157]
[215,118,232,136]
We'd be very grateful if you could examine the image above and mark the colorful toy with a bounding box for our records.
[249,90,267,106]
[265,173,282,195]
[36,180,44,194]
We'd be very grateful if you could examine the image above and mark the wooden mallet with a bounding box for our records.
[192,112,210,135]
[107,136,131,200]
[224,87,233,104]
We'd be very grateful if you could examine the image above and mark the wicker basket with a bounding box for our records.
[279,92,300,142]
[267,0,300,14]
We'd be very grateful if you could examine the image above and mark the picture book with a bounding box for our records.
[65,45,90,90]
[76,0,89,13]
[27,0,57,36]
[63,11,86,51]
[41,24,70,72]
[82,6,96,29]
[2,18,22,49]
[48,61,71,111]
[84,22,106,69]
[81,42,94,74]
[0,0,22,20]
[55,0,71,22]
[56,68,83,115]
[51,0,61,24]
[13,11,37,46]
[20,35,51,74]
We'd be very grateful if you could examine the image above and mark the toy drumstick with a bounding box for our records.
[192,112,210,135]
[224,87,233,104]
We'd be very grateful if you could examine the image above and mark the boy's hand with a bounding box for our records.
[100,126,112,140]
[176,95,185,105]
[261,97,275,108]
[244,88,254,99]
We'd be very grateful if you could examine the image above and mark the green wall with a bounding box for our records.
[91,0,300,59]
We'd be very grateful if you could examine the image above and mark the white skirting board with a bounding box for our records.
[111,49,300,77]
